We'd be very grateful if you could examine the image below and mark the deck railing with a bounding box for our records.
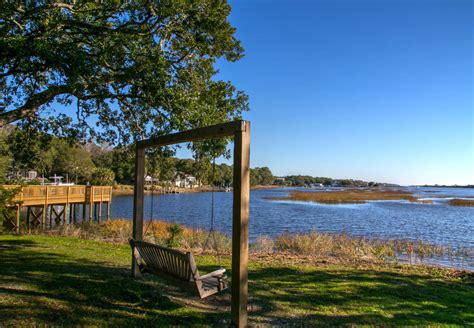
[3,185,112,206]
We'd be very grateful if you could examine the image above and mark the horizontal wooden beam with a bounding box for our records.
[137,120,249,149]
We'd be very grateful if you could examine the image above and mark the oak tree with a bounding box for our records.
[0,1,248,144]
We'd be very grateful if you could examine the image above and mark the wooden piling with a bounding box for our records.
[15,205,20,234]
[98,202,102,223]
[82,203,86,224]
[26,207,31,233]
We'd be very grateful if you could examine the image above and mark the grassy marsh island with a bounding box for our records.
[271,188,432,204]
[449,199,474,207]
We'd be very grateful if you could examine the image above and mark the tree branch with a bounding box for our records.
[0,85,70,127]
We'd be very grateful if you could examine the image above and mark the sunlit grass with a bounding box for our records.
[0,235,472,326]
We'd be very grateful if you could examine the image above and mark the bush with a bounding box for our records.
[0,186,22,233]
[91,167,115,186]
[166,224,183,248]
[250,235,275,253]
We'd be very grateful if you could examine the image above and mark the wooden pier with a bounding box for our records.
[2,185,112,233]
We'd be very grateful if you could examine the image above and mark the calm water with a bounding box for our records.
[111,187,474,251]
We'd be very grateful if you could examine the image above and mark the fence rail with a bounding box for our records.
[3,185,112,206]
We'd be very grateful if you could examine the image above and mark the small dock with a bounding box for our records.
[3,185,112,233]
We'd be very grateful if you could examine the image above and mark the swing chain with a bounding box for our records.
[203,157,222,266]
[144,156,158,243]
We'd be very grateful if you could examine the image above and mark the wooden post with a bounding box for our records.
[82,203,86,224]
[49,205,53,228]
[106,202,111,222]
[232,121,250,327]
[42,187,48,229]
[15,205,20,234]
[132,146,145,277]
[73,204,77,224]
[98,202,102,223]
[64,186,69,225]
[26,207,31,233]
[69,204,73,224]
[64,204,69,225]
[42,205,47,229]
[107,187,112,221]
[89,203,93,223]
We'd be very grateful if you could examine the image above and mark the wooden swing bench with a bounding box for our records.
[130,239,229,299]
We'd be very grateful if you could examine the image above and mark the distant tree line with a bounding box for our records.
[277,175,391,188]
[1,126,391,188]
[0,126,278,187]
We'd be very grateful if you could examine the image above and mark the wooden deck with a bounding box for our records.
[2,185,113,233]
[5,185,112,206]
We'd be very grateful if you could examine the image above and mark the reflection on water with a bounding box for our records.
[111,187,474,269]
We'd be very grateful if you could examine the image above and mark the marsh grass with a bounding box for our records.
[449,199,474,207]
[271,189,430,204]
[33,220,472,268]
[42,219,232,255]
[272,232,472,266]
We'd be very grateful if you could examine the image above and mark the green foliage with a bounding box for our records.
[91,167,115,186]
[0,128,12,182]
[6,126,55,175]
[284,175,332,187]
[159,157,178,185]
[0,1,248,145]
[175,158,195,176]
[166,224,184,248]
[250,167,275,186]
[283,175,373,187]
[92,146,135,185]
[219,164,233,187]
[50,139,95,183]
[6,126,98,183]
[0,186,21,231]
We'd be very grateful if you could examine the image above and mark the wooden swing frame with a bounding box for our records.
[132,120,250,327]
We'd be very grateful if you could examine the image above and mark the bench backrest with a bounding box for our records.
[131,239,198,282]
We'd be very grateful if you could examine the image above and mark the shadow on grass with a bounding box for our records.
[0,238,226,326]
[1,237,472,326]
[248,266,473,325]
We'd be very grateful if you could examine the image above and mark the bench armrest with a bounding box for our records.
[196,268,226,281]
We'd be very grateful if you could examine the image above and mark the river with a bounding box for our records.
[111,187,473,251]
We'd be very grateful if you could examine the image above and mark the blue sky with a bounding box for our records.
[211,0,473,185]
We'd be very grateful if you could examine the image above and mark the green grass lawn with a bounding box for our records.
[0,235,472,326]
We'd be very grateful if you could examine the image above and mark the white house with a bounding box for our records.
[144,175,160,189]
[173,173,199,189]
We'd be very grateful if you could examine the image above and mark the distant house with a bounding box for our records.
[173,173,199,189]
[27,170,37,180]
[144,175,160,189]
[7,170,46,184]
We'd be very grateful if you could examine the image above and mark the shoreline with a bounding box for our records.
[112,185,228,196]
[113,184,287,196]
